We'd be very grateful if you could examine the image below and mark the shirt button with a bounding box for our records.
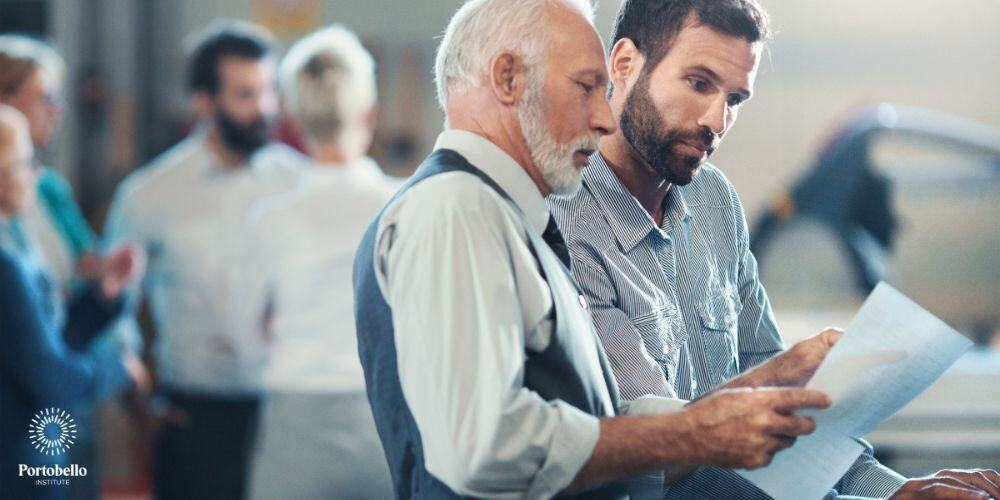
[662,345,670,355]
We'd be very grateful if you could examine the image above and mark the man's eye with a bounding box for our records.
[578,82,594,94]
[727,94,746,107]
[687,77,708,92]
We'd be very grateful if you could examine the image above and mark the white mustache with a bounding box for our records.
[564,133,601,154]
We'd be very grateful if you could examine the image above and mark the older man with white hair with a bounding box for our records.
[353,1,834,498]
[240,24,394,500]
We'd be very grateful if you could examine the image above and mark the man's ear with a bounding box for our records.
[609,38,645,94]
[489,52,527,107]
[191,91,214,119]
[363,103,378,130]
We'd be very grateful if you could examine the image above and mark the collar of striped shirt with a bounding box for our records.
[582,153,692,252]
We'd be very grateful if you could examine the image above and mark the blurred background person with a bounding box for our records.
[102,20,303,500]
[0,35,96,294]
[0,35,139,500]
[240,24,395,500]
[0,103,145,500]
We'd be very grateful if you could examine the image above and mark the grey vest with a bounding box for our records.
[353,149,627,499]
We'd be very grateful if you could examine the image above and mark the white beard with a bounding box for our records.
[517,77,599,197]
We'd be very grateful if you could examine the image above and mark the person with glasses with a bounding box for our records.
[0,35,94,295]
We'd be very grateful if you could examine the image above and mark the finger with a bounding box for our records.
[769,415,816,437]
[949,471,1000,499]
[917,482,990,500]
[974,469,1000,488]
[763,435,796,454]
[819,327,844,346]
[923,476,988,497]
[741,452,774,470]
[981,470,1000,494]
[770,388,831,412]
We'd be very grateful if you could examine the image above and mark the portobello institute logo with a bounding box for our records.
[28,408,77,456]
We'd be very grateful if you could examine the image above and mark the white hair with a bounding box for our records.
[433,0,594,109]
[0,35,65,95]
[279,25,376,142]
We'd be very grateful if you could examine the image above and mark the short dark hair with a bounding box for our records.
[610,0,771,82]
[186,20,274,94]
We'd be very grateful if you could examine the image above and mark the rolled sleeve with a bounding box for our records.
[525,401,601,498]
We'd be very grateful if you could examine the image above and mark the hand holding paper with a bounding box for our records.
[737,282,974,500]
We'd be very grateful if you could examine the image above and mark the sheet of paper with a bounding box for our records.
[737,282,973,499]
[804,282,973,436]
[738,431,864,500]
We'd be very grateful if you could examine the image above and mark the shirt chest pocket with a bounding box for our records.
[696,290,740,385]
[632,303,683,367]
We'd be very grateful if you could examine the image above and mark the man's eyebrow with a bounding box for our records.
[689,64,721,83]
[571,68,607,84]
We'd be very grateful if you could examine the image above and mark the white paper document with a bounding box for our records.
[737,282,973,500]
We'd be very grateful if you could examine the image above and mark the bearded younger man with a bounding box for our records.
[103,20,303,500]
[550,0,1000,499]
[353,1,837,498]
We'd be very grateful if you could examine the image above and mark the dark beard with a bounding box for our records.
[619,71,716,186]
[215,108,272,158]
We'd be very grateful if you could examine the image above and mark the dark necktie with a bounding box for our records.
[543,216,571,268]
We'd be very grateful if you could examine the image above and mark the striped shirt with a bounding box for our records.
[549,153,906,499]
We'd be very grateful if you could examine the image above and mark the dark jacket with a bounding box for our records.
[0,248,130,500]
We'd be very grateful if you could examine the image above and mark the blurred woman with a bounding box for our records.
[0,105,145,500]
[239,26,395,499]
[0,35,96,293]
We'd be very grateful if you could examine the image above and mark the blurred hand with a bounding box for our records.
[127,391,190,436]
[75,251,101,279]
[676,387,831,469]
[889,469,1000,499]
[98,243,146,300]
[121,351,151,395]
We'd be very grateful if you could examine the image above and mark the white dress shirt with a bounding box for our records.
[236,157,398,393]
[376,130,659,498]
[104,133,303,394]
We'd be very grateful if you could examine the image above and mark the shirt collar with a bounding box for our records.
[434,129,550,235]
[661,172,692,233]
[301,157,378,185]
[582,153,691,252]
[189,130,270,180]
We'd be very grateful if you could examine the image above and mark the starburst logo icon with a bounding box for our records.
[28,408,77,456]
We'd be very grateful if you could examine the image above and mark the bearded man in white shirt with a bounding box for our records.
[104,20,304,500]
[352,1,836,498]
[239,25,396,500]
